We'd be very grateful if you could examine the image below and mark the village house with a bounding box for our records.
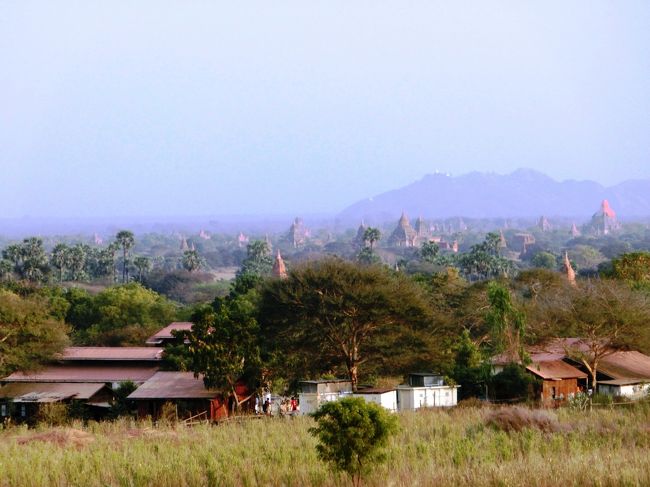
[493,339,650,403]
[0,347,163,422]
[127,371,253,422]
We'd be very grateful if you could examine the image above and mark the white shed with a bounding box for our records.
[351,388,397,412]
[396,373,459,410]
[598,379,650,398]
[298,379,353,415]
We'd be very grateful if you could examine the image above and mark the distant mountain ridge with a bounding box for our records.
[339,169,650,221]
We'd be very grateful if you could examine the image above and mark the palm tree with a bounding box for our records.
[363,227,381,250]
[133,256,152,282]
[115,230,135,283]
[182,250,201,272]
[51,243,71,282]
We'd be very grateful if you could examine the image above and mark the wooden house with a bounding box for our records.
[525,360,587,406]
[128,372,253,421]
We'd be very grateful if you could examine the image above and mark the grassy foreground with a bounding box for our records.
[2,406,650,487]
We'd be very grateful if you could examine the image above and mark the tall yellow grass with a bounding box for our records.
[1,405,650,486]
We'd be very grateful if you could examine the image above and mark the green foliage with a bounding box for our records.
[182,290,261,409]
[486,282,527,362]
[457,233,514,281]
[611,252,650,291]
[357,247,381,265]
[115,230,135,283]
[452,330,489,399]
[419,241,440,263]
[309,397,398,486]
[237,240,273,280]
[0,290,70,376]
[72,283,177,346]
[109,381,138,419]
[181,250,202,273]
[362,227,381,250]
[530,251,557,270]
[260,258,433,390]
[489,363,540,401]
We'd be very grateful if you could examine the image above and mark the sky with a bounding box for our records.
[1,1,649,218]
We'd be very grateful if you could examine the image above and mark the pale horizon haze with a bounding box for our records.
[2,2,649,218]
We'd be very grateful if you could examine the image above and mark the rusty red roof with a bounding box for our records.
[526,361,587,380]
[146,322,194,345]
[3,365,159,383]
[0,382,108,402]
[127,372,218,400]
[58,347,163,361]
[598,351,650,381]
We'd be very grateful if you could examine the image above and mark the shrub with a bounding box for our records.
[309,397,398,487]
[36,403,69,427]
[485,406,562,433]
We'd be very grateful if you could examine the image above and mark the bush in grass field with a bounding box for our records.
[309,397,398,487]
[36,403,70,427]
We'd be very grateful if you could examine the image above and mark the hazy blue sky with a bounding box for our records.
[2,1,649,218]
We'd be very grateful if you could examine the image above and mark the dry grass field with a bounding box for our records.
[2,405,650,486]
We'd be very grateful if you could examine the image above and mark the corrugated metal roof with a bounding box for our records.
[127,372,218,400]
[146,322,194,344]
[598,351,650,380]
[3,365,159,383]
[599,378,650,386]
[0,382,107,402]
[58,347,163,361]
[526,361,587,380]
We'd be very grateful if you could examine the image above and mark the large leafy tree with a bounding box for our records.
[115,230,135,283]
[72,283,177,346]
[0,290,70,376]
[181,288,261,411]
[457,233,513,281]
[485,281,527,363]
[610,252,650,291]
[260,258,433,390]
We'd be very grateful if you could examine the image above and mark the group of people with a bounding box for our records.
[256,395,299,416]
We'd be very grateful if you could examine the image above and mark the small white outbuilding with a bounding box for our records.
[351,388,398,412]
[396,373,459,410]
[298,379,353,415]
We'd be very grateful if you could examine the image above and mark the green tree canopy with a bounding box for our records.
[260,258,433,390]
[181,289,261,411]
[73,283,177,346]
[237,240,273,280]
[0,290,70,376]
